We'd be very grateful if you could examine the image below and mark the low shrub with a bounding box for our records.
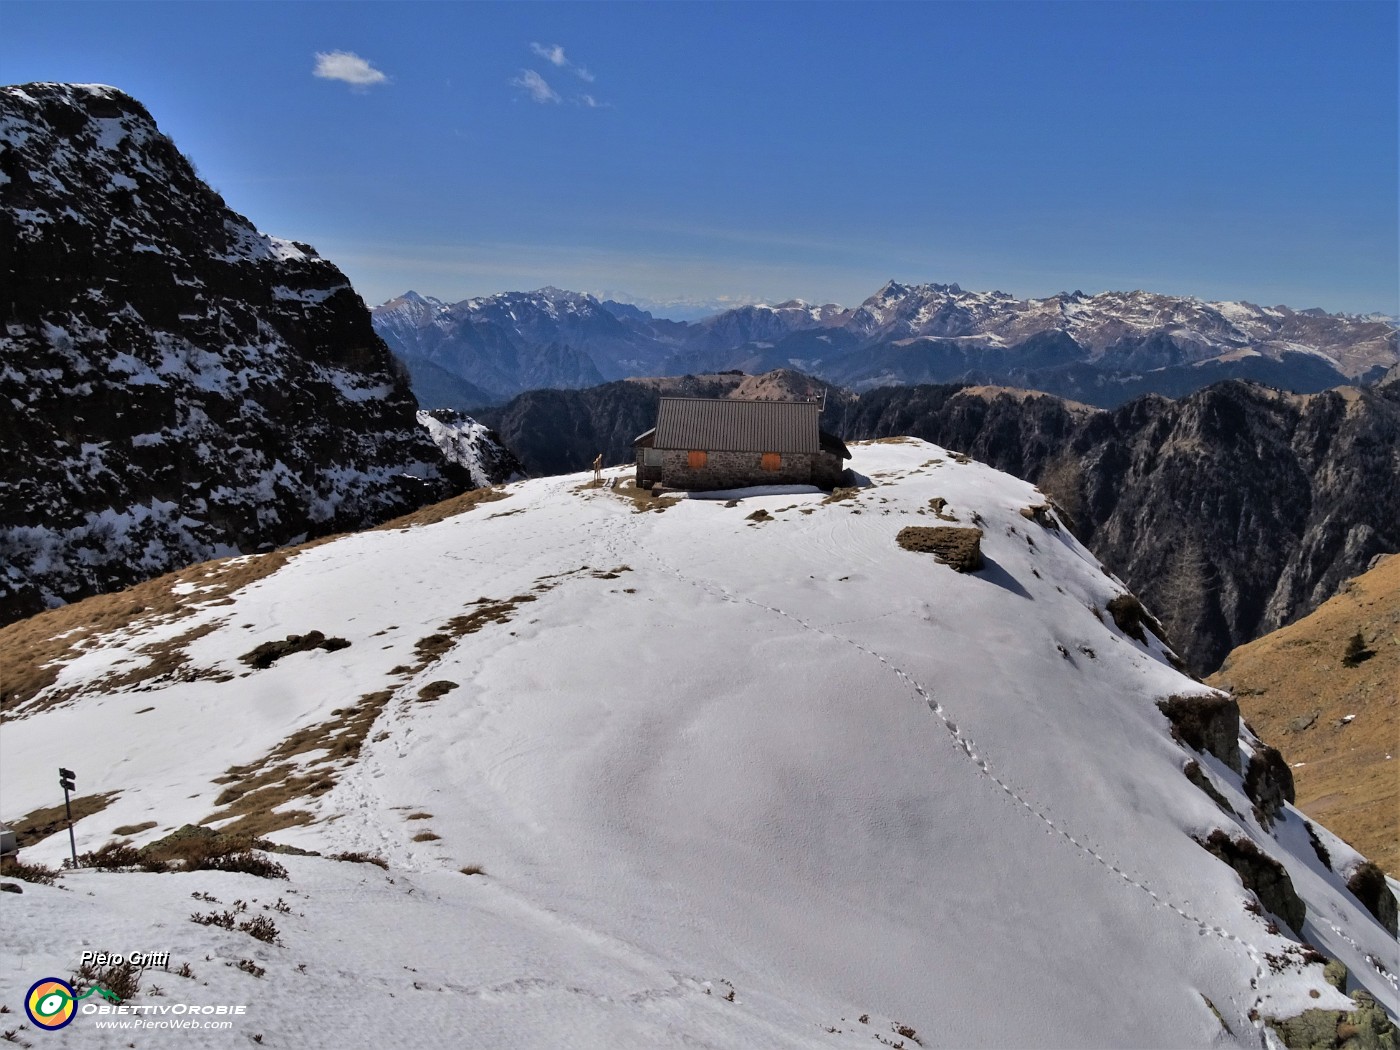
[329,852,387,869]
[204,852,288,881]
[0,858,60,885]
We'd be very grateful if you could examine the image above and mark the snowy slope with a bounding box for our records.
[2,442,1395,1048]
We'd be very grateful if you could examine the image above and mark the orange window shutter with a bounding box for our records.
[761,452,781,471]
[688,450,708,469]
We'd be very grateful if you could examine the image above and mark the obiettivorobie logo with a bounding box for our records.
[24,978,120,1030]
[21,972,249,1033]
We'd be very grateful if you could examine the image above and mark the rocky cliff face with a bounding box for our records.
[844,380,1400,673]
[416,410,523,489]
[0,83,468,624]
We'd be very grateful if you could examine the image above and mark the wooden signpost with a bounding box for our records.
[59,767,77,869]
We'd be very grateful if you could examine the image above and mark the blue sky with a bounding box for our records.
[4,1,1396,317]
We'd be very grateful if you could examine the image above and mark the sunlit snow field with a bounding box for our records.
[3,441,1395,1048]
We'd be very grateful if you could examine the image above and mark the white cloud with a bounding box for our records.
[530,42,594,81]
[511,69,561,104]
[313,50,389,88]
[530,42,567,67]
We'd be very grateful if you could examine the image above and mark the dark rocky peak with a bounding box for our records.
[0,82,469,625]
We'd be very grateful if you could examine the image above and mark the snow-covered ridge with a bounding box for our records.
[2,441,1393,1047]
[843,280,1398,373]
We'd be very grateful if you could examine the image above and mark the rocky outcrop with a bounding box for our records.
[416,410,523,489]
[1244,744,1296,828]
[1157,694,1242,772]
[1344,862,1398,938]
[1267,990,1398,1050]
[1194,828,1306,935]
[895,526,984,572]
[0,84,468,624]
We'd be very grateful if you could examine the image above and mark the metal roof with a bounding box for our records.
[650,397,821,453]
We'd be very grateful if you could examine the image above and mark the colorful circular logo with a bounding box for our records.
[25,978,77,1030]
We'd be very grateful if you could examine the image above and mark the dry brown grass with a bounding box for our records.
[821,487,861,505]
[411,831,441,842]
[369,486,509,530]
[1208,554,1400,874]
[204,572,580,836]
[0,543,338,716]
[604,479,678,513]
[9,791,120,849]
[202,688,396,838]
[111,821,158,837]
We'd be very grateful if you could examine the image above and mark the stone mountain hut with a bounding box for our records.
[633,396,851,491]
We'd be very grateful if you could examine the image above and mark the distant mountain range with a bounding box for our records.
[374,283,1397,409]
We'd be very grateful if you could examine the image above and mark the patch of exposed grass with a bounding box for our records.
[202,688,395,838]
[406,812,433,821]
[459,864,485,876]
[408,595,538,672]
[605,479,678,513]
[137,825,289,878]
[9,792,120,849]
[821,487,860,505]
[1,540,341,716]
[110,821,158,837]
[411,831,441,842]
[746,509,773,524]
[370,486,509,531]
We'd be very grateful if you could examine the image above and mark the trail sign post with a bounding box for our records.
[59,767,77,869]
